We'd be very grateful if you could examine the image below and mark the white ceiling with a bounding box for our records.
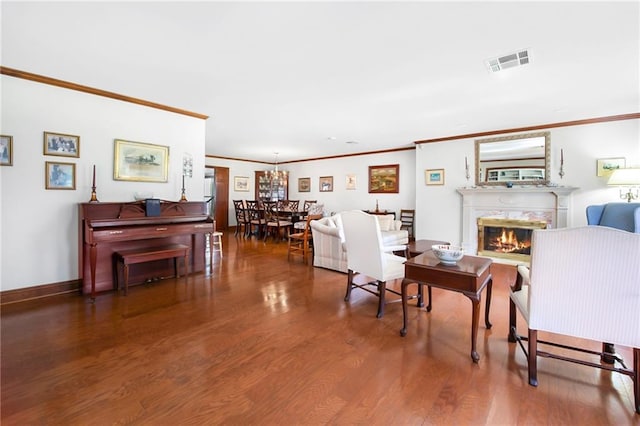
[2,1,638,163]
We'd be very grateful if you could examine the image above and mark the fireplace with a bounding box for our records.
[477,217,547,262]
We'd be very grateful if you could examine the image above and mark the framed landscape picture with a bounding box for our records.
[114,139,169,182]
[319,176,333,192]
[426,169,445,185]
[369,164,399,193]
[0,135,12,166]
[45,161,76,190]
[298,177,311,192]
[44,131,80,158]
[596,157,625,177]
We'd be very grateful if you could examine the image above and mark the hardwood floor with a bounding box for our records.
[2,234,638,425]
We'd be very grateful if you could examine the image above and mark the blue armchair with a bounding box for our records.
[586,202,640,233]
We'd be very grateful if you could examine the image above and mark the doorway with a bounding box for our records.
[204,166,229,230]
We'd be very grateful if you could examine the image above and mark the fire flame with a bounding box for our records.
[491,228,531,253]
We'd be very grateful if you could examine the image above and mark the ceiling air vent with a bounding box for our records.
[486,49,531,73]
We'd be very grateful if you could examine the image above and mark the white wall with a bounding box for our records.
[416,119,640,245]
[0,76,206,291]
[206,150,417,225]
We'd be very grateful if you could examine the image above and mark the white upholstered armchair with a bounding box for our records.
[508,226,640,414]
[340,210,408,318]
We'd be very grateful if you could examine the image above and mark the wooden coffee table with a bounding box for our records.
[400,251,493,363]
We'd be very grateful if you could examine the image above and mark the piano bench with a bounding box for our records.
[115,244,190,295]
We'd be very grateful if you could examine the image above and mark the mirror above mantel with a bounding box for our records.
[475,131,550,186]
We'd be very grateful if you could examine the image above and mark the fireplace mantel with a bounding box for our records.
[457,186,579,255]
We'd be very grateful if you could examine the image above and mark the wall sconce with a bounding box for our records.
[607,168,640,202]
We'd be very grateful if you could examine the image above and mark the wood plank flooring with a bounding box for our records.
[2,234,638,425]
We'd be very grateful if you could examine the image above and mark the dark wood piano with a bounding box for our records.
[79,201,214,299]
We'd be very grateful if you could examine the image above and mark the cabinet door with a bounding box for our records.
[255,171,288,201]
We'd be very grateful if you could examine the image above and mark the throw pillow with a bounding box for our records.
[308,203,324,215]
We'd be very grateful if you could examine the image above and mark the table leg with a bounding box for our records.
[484,277,493,329]
[468,294,481,363]
[426,286,432,312]
[400,279,410,337]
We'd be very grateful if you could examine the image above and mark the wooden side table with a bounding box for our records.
[400,251,493,362]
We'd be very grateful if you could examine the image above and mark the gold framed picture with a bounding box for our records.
[298,177,311,192]
[425,169,445,185]
[44,131,80,158]
[319,176,333,192]
[369,164,399,193]
[45,161,76,190]
[234,176,250,191]
[596,157,625,177]
[0,135,12,166]
[114,139,169,182]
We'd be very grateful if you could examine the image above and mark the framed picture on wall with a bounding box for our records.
[319,176,333,192]
[45,161,76,190]
[113,139,169,182]
[43,131,80,158]
[346,174,356,190]
[425,169,445,185]
[298,177,311,192]
[0,135,12,166]
[368,164,399,193]
[596,157,625,177]
[234,176,249,191]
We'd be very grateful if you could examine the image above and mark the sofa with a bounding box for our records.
[310,212,409,273]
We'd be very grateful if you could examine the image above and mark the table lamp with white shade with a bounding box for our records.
[607,168,640,202]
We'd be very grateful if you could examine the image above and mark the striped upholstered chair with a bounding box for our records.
[508,226,640,414]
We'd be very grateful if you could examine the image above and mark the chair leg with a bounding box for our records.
[376,280,386,318]
[508,298,517,342]
[345,270,354,301]
[528,328,538,387]
[634,348,640,414]
[601,342,616,364]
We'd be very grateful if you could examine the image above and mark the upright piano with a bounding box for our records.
[79,201,214,299]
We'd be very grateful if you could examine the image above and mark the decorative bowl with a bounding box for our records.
[431,244,464,265]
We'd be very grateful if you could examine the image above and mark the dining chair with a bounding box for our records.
[264,200,292,242]
[508,226,640,414]
[399,209,415,241]
[340,210,408,318]
[287,213,323,264]
[245,200,265,238]
[288,200,300,211]
[232,200,247,237]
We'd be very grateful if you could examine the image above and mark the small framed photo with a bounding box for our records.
[114,139,169,182]
[298,177,311,192]
[369,164,399,193]
[0,135,13,166]
[45,161,76,190]
[234,176,250,191]
[346,174,356,190]
[319,176,333,192]
[596,157,625,177]
[44,131,80,158]
[425,169,445,185]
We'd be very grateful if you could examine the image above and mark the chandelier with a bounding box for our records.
[269,152,288,184]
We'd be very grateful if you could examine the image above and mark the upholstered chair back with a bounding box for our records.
[586,202,640,233]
